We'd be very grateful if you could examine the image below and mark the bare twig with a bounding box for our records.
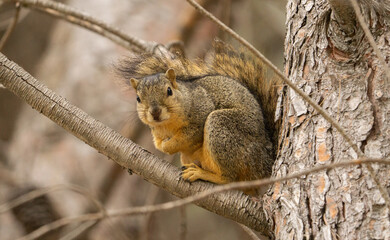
[140,185,162,240]
[349,0,390,82]
[0,184,107,240]
[0,2,20,51]
[185,0,390,212]
[179,206,187,240]
[59,222,97,240]
[17,212,104,240]
[239,224,261,240]
[140,156,176,240]
[9,0,154,52]
[0,174,128,240]
[0,184,104,214]
[17,157,390,240]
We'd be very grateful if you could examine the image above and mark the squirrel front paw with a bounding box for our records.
[181,163,206,182]
[161,138,179,154]
[181,163,229,184]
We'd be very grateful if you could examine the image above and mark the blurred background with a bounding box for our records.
[0,0,285,239]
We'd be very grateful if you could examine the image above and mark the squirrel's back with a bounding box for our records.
[118,40,281,146]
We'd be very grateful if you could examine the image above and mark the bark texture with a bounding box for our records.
[263,0,390,239]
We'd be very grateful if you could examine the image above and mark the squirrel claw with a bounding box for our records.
[181,163,203,182]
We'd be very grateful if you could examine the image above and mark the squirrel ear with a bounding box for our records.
[165,68,178,89]
[129,78,139,90]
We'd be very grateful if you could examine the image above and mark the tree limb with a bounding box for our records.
[0,53,272,236]
[9,0,155,52]
[14,157,390,240]
[0,185,104,214]
[0,2,20,51]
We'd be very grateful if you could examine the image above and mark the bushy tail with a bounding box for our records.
[207,41,282,144]
[118,40,282,144]
[117,50,208,82]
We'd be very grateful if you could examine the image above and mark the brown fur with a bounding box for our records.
[118,40,281,144]
[118,40,280,186]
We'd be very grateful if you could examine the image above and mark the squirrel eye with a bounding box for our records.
[167,87,173,96]
[136,96,141,103]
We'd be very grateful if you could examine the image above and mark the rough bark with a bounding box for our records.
[263,0,390,239]
[0,53,272,236]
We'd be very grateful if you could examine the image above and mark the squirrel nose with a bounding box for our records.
[150,107,162,121]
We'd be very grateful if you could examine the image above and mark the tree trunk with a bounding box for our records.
[263,0,390,239]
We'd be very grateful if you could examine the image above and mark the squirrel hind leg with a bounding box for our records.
[203,109,271,182]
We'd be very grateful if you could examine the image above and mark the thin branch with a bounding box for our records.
[239,224,261,240]
[17,212,104,240]
[349,0,390,82]
[0,175,127,239]
[0,2,21,51]
[0,184,105,214]
[185,0,390,212]
[0,53,271,235]
[17,157,390,240]
[140,156,176,240]
[179,206,187,240]
[0,184,107,240]
[10,0,154,52]
[140,185,162,240]
[59,222,97,240]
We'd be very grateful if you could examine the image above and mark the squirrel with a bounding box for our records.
[118,40,281,184]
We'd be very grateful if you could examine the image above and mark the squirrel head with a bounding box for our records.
[130,68,182,126]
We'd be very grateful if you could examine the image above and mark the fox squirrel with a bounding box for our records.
[119,40,281,184]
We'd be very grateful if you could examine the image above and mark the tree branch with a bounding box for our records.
[0,184,104,215]
[0,53,272,236]
[0,2,21,51]
[15,157,390,240]
[9,0,155,52]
